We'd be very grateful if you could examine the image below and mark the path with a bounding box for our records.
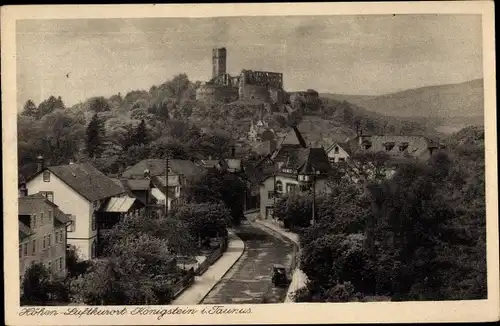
[171,231,245,305]
[200,219,295,304]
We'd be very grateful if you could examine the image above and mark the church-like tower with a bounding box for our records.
[212,47,227,79]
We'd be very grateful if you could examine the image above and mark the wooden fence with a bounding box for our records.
[171,268,196,299]
[195,237,229,276]
[171,236,229,299]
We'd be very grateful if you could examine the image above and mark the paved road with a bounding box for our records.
[201,220,295,304]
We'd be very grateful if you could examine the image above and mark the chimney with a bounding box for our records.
[36,155,45,172]
[231,146,236,158]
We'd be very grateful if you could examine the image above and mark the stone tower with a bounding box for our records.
[212,47,227,79]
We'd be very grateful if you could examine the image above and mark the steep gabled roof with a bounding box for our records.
[297,148,333,174]
[31,163,125,202]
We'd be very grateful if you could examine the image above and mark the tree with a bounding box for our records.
[37,95,65,118]
[185,169,246,225]
[21,263,68,306]
[172,202,231,246]
[72,234,178,305]
[133,119,149,146]
[273,192,314,229]
[85,113,105,158]
[21,99,39,118]
[87,96,111,112]
[20,263,55,305]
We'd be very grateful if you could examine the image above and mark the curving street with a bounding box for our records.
[200,219,295,304]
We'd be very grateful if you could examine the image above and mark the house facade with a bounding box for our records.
[349,134,438,161]
[325,142,351,164]
[256,127,332,220]
[18,194,70,280]
[25,162,126,260]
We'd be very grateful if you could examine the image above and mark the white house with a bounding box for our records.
[325,142,351,164]
[24,161,126,260]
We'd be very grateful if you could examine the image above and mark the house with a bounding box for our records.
[24,160,128,260]
[248,120,276,143]
[257,127,332,220]
[325,142,351,164]
[18,194,71,280]
[347,134,439,161]
[122,159,206,211]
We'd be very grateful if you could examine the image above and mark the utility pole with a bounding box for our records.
[165,154,169,217]
[311,166,316,226]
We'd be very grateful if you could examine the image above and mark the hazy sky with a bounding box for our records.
[17,15,483,107]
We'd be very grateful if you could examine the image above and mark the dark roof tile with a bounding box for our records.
[47,163,124,201]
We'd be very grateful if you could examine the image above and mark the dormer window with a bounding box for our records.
[334,146,339,154]
[42,171,50,182]
[399,142,409,152]
[384,142,395,151]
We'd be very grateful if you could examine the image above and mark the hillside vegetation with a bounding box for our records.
[321,79,484,134]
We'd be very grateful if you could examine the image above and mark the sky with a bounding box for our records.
[16,15,483,107]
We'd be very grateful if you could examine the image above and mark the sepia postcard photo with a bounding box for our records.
[2,2,499,325]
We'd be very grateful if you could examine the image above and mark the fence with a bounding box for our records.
[171,268,196,299]
[194,236,229,276]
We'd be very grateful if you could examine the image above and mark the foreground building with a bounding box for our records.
[23,160,130,260]
[18,194,71,280]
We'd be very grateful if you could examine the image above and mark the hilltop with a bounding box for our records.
[321,79,484,134]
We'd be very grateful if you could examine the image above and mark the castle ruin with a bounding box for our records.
[196,47,287,104]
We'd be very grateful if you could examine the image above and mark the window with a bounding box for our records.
[42,171,50,182]
[286,184,297,193]
[31,214,37,229]
[91,213,97,231]
[47,261,52,272]
[67,215,75,232]
[40,191,54,202]
[48,210,53,223]
[384,142,395,151]
[399,142,409,152]
[58,257,63,271]
[339,158,346,162]
[267,191,274,199]
[40,212,44,224]
[275,180,283,193]
[265,207,274,218]
[334,146,339,154]
[19,245,22,258]
[32,239,36,254]
[59,230,64,243]
[23,242,28,256]
[55,231,59,243]
[43,236,46,250]
[48,234,51,247]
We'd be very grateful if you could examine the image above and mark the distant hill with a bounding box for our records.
[321,79,484,134]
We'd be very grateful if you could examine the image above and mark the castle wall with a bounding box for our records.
[239,84,271,102]
[269,88,285,104]
[196,84,238,103]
